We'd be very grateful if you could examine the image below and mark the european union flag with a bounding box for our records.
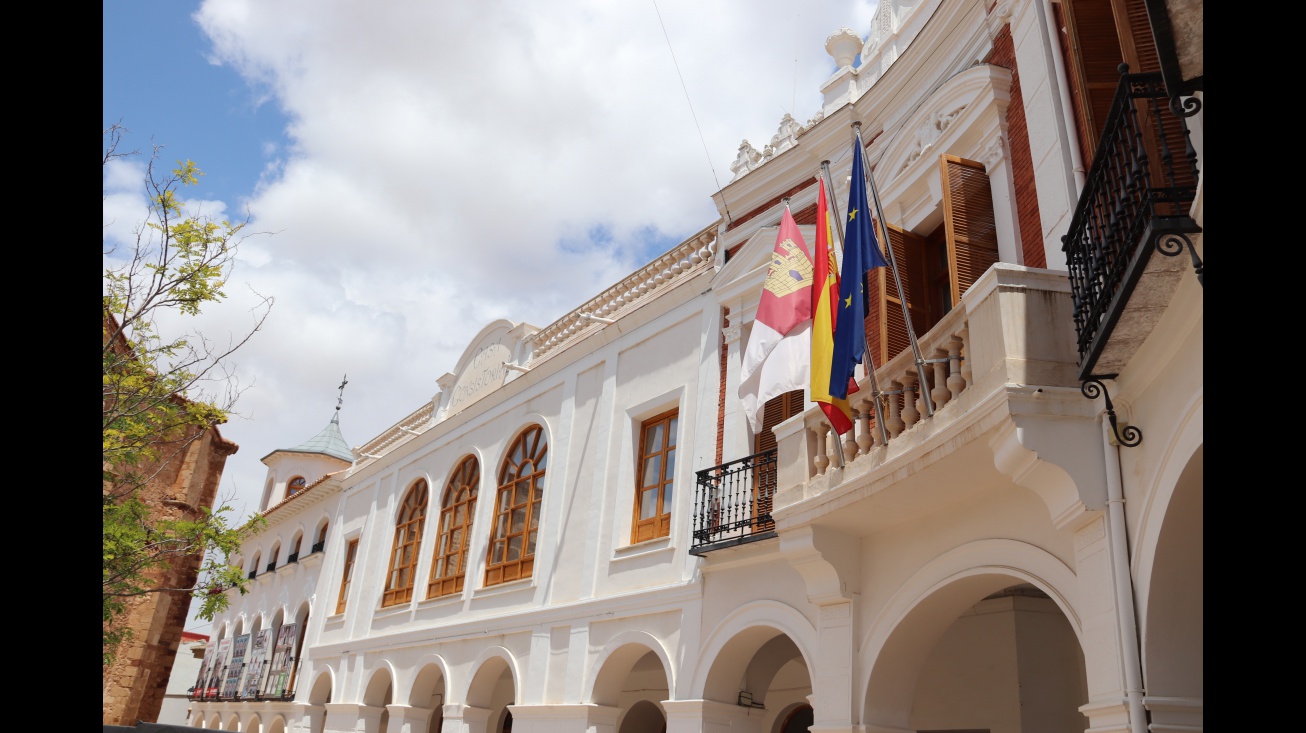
[828,139,889,400]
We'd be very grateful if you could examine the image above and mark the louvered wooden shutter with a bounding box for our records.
[1060,0,1126,168]
[867,224,928,366]
[1116,0,1198,201]
[754,389,803,455]
[941,155,1000,305]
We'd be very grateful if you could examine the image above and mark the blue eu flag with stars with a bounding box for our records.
[829,139,889,400]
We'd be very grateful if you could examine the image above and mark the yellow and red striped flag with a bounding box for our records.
[811,176,855,434]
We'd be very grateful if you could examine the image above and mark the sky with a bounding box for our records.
[103,0,876,635]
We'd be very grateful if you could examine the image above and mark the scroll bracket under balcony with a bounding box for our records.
[1155,231,1203,287]
[1081,376,1142,447]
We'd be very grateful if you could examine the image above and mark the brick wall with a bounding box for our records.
[103,425,237,726]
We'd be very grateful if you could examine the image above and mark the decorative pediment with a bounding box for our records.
[440,319,525,418]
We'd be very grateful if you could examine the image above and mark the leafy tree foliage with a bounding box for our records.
[103,125,272,666]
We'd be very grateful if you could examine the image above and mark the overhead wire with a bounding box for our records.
[651,0,735,227]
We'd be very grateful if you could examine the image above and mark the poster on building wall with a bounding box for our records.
[206,638,230,699]
[266,623,299,698]
[241,629,271,699]
[192,641,215,697]
[221,633,250,698]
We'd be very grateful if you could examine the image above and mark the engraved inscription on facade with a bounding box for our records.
[447,339,511,416]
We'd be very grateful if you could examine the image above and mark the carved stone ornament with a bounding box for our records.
[730,140,763,180]
[825,27,862,68]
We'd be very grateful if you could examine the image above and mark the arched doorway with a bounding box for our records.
[864,575,1087,732]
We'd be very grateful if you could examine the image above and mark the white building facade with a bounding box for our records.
[191,1,1203,732]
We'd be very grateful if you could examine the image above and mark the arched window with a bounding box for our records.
[287,476,307,498]
[268,542,281,572]
[486,425,547,586]
[314,521,329,553]
[289,532,303,562]
[429,456,479,599]
[250,552,262,578]
[382,480,429,606]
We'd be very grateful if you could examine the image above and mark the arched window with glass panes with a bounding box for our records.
[485,425,547,586]
[429,455,479,599]
[382,479,428,606]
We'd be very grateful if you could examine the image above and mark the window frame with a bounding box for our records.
[429,455,479,599]
[335,538,360,615]
[631,408,678,544]
[382,479,429,607]
[287,476,307,498]
[485,425,548,587]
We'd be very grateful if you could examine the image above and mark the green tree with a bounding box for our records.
[102,124,272,666]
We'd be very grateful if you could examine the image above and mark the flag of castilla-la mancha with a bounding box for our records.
[738,206,814,435]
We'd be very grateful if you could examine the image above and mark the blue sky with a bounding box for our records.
[104,0,875,637]
[104,0,286,208]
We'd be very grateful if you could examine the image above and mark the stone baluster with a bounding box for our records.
[901,372,920,430]
[960,326,973,386]
[887,381,905,439]
[931,347,951,410]
[813,423,830,476]
[855,402,873,455]
[947,335,966,399]
[842,420,857,462]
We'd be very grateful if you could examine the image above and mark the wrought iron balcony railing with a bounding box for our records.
[691,449,777,553]
[266,561,277,573]
[248,570,257,580]
[1061,68,1201,380]
[311,540,325,554]
[287,552,299,564]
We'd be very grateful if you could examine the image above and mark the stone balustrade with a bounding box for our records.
[773,264,1078,509]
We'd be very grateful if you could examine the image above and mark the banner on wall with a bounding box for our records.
[206,638,231,699]
[192,641,215,697]
[241,629,272,699]
[266,623,299,698]
[221,633,250,698]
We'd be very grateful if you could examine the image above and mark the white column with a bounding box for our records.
[323,703,370,733]
[386,704,437,733]
[663,700,764,733]
[507,704,619,733]
[288,703,326,733]
[1072,515,1132,733]
[810,602,855,730]
[442,704,494,733]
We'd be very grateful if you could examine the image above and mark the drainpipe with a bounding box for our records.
[1101,414,1148,733]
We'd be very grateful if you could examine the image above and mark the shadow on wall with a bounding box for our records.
[105,723,214,733]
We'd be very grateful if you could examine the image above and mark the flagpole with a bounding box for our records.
[820,160,889,448]
[853,122,935,417]
[784,194,845,470]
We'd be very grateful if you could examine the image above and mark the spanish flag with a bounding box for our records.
[811,177,855,434]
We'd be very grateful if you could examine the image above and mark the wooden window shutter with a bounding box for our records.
[868,224,928,366]
[1059,0,1126,168]
[1115,0,1198,198]
[754,389,803,455]
[941,155,1000,306]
